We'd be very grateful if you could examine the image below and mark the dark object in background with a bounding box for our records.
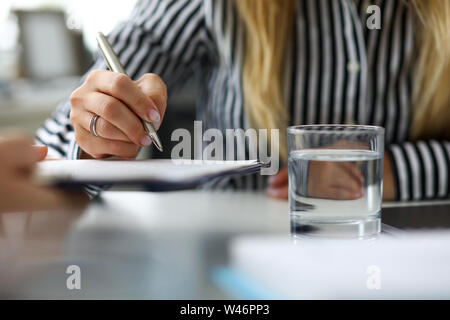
[382,204,450,229]
[150,80,197,160]
[14,9,91,80]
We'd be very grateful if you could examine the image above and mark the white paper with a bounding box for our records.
[36,159,259,184]
[230,231,450,299]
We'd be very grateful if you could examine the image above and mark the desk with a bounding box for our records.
[0,191,449,299]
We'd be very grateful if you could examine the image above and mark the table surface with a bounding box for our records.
[0,191,449,299]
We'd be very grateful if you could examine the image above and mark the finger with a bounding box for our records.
[75,126,140,159]
[79,110,131,143]
[329,186,363,200]
[79,92,151,146]
[86,70,161,125]
[331,140,369,150]
[0,136,36,169]
[268,168,288,188]
[330,173,362,194]
[266,185,289,200]
[338,162,364,185]
[321,161,362,193]
[33,145,48,161]
[1,182,89,213]
[135,73,167,129]
[0,132,32,144]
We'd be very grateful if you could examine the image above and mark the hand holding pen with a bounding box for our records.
[69,32,166,159]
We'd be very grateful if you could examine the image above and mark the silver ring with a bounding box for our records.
[89,114,100,137]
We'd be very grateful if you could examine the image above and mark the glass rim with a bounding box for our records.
[287,124,385,134]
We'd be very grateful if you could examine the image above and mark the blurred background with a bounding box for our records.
[0,0,196,159]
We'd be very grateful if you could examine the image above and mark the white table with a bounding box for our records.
[0,190,449,299]
[78,191,289,235]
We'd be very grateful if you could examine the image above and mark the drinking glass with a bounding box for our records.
[287,125,385,238]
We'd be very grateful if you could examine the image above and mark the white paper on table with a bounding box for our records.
[229,231,450,299]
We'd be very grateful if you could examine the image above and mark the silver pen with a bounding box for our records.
[96,32,163,152]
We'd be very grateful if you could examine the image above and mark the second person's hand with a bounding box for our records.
[70,71,167,159]
[0,135,88,213]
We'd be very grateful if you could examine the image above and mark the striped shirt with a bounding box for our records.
[36,0,450,201]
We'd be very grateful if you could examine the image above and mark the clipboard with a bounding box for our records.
[36,159,263,191]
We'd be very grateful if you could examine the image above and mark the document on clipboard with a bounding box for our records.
[35,159,262,191]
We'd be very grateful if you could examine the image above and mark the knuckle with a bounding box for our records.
[144,73,162,83]
[86,70,101,83]
[111,73,129,93]
[69,88,82,108]
[100,98,119,120]
[145,73,167,94]
[69,110,76,124]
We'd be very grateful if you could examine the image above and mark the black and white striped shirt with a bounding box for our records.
[36,0,450,201]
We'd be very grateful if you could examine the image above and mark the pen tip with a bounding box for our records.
[151,135,163,152]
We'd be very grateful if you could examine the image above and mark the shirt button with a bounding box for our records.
[347,60,361,73]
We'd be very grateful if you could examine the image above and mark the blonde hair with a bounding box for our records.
[236,0,450,157]
[410,0,450,140]
[235,0,294,160]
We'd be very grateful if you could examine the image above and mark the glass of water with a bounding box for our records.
[287,125,385,238]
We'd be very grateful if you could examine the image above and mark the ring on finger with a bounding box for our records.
[89,114,100,137]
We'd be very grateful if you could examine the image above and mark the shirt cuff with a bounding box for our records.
[67,137,81,160]
[66,137,108,199]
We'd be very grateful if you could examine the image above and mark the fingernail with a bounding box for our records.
[148,109,161,125]
[140,135,152,146]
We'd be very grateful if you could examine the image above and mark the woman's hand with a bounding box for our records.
[0,135,88,213]
[267,162,363,200]
[70,71,167,159]
[266,168,290,199]
[267,151,396,201]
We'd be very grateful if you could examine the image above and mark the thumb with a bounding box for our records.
[33,145,48,161]
[135,73,167,129]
